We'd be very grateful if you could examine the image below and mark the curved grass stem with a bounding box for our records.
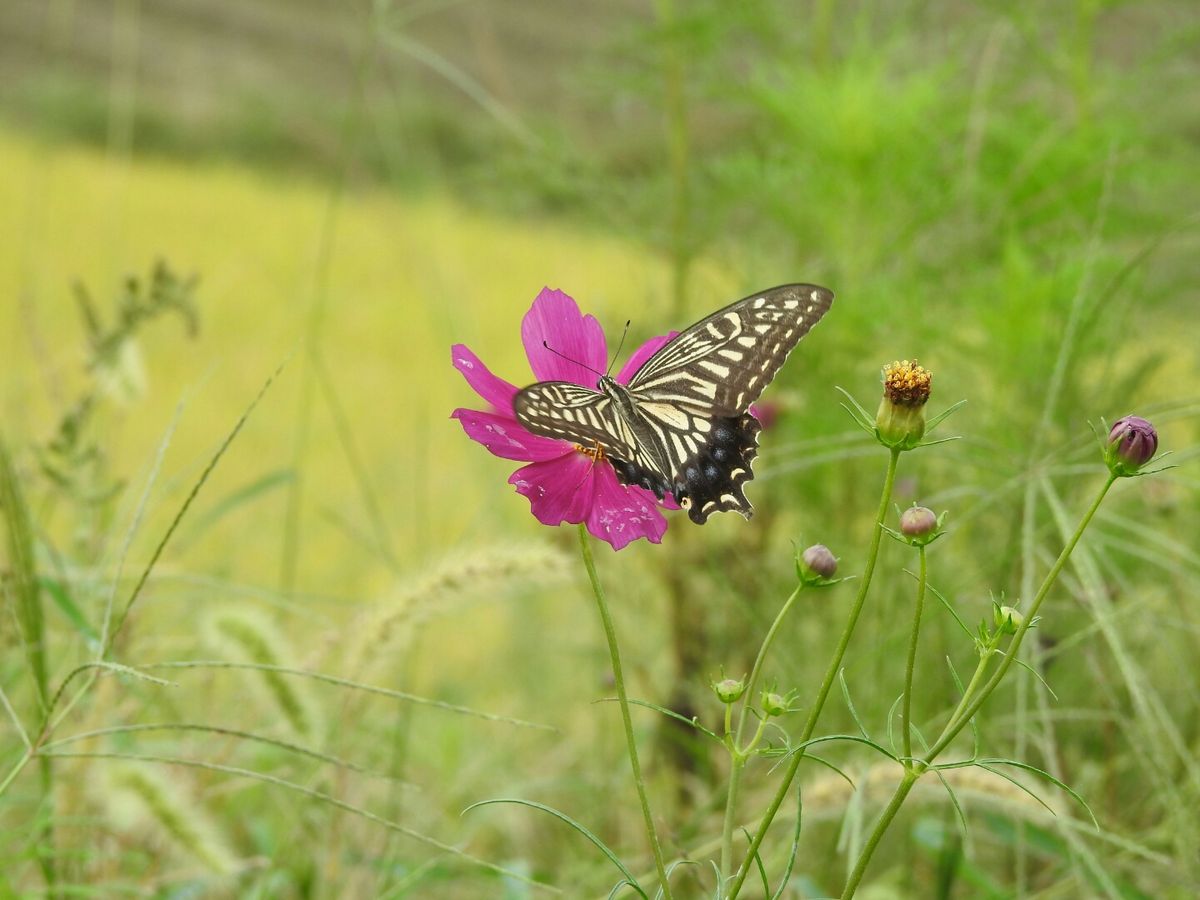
[577,524,672,900]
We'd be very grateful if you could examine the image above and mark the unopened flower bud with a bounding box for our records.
[1105,416,1158,477]
[897,505,942,547]
[761,691,791,718]
[994,604,1024,634]
[713,677,747,704]
[875,360,931,450]
[798,544,838,583]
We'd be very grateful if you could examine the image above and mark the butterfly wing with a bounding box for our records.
[626,283,833,523]
[628,283,833,417]
[512,382,672,488]
[511,283,834,525]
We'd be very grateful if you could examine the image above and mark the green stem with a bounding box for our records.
[840,773,920,898]
[720,583,804,878]
[728,448,901,898]
[928,473,1116,759]
[577,525,673,900]
[839,473,1117,897]
[901,547,927,764]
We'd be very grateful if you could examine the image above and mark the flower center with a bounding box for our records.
[574,442,607,462]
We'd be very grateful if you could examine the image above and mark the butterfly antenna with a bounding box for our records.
[607,320,631,377]
[541,341,605,378]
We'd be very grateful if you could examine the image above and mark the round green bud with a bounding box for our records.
[713,677,747,704]
[761,691,791,718]
[994,605,1025,634]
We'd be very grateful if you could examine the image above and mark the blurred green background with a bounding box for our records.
[1,1,1198,897]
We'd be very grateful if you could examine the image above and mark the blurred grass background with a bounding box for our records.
[1,0,1198,897]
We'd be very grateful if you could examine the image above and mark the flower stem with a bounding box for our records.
[839,473,1117,897]
[577,524,673,900]
[928,472,1116,759]
[839,772,920,898]
[720,583,804,879]
[901,546,927,765]
[727,447,901,899]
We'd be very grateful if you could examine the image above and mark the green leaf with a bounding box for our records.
[838,670,871,739]
[599,697,721,741]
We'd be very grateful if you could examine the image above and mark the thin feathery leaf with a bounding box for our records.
[925,399,968,432]
[463,798,642,897]
[742,826,770,898]
[769,777,804,900]
[600,697,721,741]
[108,362,286,652]
[838,670,871,739]
[928,582,974,639]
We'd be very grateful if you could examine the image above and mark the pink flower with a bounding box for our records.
[451,288,678,551]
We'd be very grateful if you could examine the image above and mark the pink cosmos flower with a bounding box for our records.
[451,288,679,551]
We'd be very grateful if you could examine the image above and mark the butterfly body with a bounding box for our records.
[513,284,833,524]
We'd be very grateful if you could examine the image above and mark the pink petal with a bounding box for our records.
[585,462,669,550]
[451,344,518,410]
[521,288,609,386]
[451,408,570,461]
[508,452,596,526]
[616,331,678,385]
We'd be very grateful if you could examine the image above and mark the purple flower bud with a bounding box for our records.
[900,506,938,538]
[1105,416,1158,476]
[799,544,838,581]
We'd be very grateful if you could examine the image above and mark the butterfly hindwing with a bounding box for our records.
[512,283,834,524]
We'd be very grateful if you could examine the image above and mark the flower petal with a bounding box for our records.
[451,408,570,461]
[616,331,678,385]
[508,452,595,525]
[586,462,669,550]
[521,288,608,386]
[451,344,518,411]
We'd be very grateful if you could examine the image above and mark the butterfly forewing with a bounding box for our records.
[628,284,833,418]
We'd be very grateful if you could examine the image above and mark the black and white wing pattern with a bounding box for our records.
[513,283,833,525]
[512,381,668,479]
[628,284,834,417]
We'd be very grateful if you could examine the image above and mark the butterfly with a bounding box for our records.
[513,284,833,523]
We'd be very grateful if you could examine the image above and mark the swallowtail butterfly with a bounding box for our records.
[513,284,833,523]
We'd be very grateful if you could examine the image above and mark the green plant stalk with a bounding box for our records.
[839,472,1117,897]
[577,524,673,900]
[728,447,901,898]
[901,547,928,764]
[0,438,56,893]
[720,583,805,878]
